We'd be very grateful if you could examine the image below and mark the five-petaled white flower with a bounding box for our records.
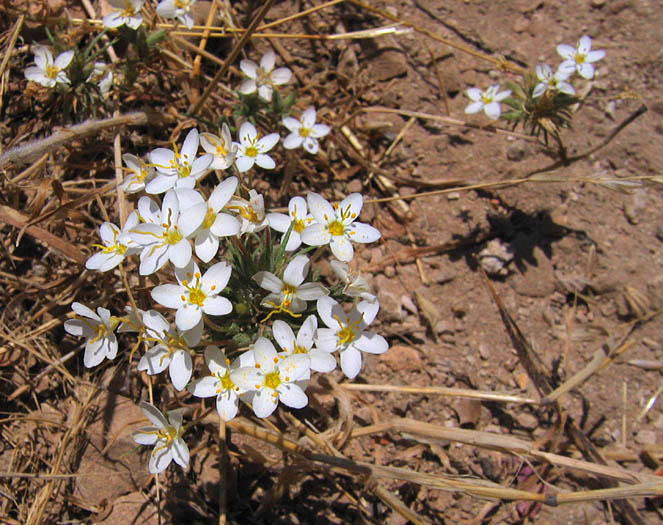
[147,128,213,194]
[86,211,140,272]
[187,346,255,421]
[103,0,144,29]
[151,260,233,332]
[557,35,605,80]
[273,316,336,374]
[301,192,381,262]
[267,196,315,252]
[533,63,576,98]
[64,302,119,368]
[233,337,310,418]
[227,189,270,234]
[156,0,196,29]
[315,297,388,379]
[132,401,189,474]
[87,61,113,94]
[120,153,155,193]
[464,84,511,120]
[239,50,292,102]
[282,107,330,155]
[233,122,280,172]
[130,190,206,275]
[200,124,238,170]
[137,309,202,390]
[178,180,240,262]
[330,260,377,303]
[24,46,74,88]
[253,255,328,316]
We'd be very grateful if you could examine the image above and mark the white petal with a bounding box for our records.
[169,239,192,268]
[330,236,354,262]
[203,261,232,292]
[316,296,341,330]
[270,67,292,85]
[465,101,484,114]
[258,84,273,102]
[252,388,278,418]
[205,345,227,373]
[577,35,592,55]
[54,50,74,69]
[283,255,309,286]
[586,49,605,63]
[202,296,232,316]
[254,154,275,170]
[311,124,330,138]
[532,83,547,98]
[306,193,335,225]
[253,271,283,294]
[277,383,308,409]
[133,427,159,445]
[466,87,483,102]
[169,351,192,391]
[139,401,169,428]
[576,62,595,79]
[267,212,291,233]
[210,214,240,237]
[272,320,296,352]
[240,59,258,79]
[234,155,255,173]
[279,354,310,382]
[179,202,207,237]
[483,102,502,120]
[340,347,363,379]
[72,302,100,321]
[252,337,277,371]
[238,122,257,144]
[188,376,219,398]
[300,223,330,246]
[149,444,173,474]
[283,133,303,150]
[232,366,263,391]
[296,282,327,301]
[354,332,389,354]
[238,78,257,95]
[175,304,202,332]
[195,231,219,263]
[302,138,319,155]
[260,50,276,71]
[171,437,190,469]
[346,222,380,243]
[64,319,92,338]
[209,177,238,211]
[84,338,106,368]
[309,349,337,373]
[282,117,301,133]
[217,392,239,421]
[556,43,576,60]
[138,346,170,375]
[151,284,184,309]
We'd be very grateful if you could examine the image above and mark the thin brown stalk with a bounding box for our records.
[189,0,278,115]
[340,383,538,404]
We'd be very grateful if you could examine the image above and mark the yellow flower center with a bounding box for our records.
[328,220,345,236]
[239,205,259,223]
[45,64,59,79]
[180,271,210,307]
[166,227,183,245]
[217,370,234,392]
[264,371,281,390]
[293,218,307,233]
[299,127,311,138]
[174,0,190,8]
[293,345,307,355]
[334,314,364,345]
[244,146,258,158]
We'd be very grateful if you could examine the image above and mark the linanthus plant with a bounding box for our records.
[465,35,605,151]
[62,44,385,475]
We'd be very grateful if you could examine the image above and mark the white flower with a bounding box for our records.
[532,63,576,98]
[282,107,330,155]
[120,153,155,193]
[272,316,336,374]
[557,35,605,80]
[147,128,213,194]
[132,401,189,474]
[227,189,269,234]
[103,0,144,29]
[24,47,74,88]
[238,50,292,102]
[137,309,202,390]
[87,62,113,94]
[130,190,206,275]
[200,124,237,170]
[253,255,328,316]
[156,0,195,29]
[464,84,511,120]
[64,302,119,368]
[151,260,233,332]
[86,211,140,272]
[267,196,315,252]
[187,346,255,421]
[178,179,240,262]
[301,192,381,262]
[233,122,280,172]
[330,260,377,303]
[232,337,310,418]
[315,297,388,379]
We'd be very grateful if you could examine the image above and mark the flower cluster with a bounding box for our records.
[62,61,384,473]
[464,35,605,120]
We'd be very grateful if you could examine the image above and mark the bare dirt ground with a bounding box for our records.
[1,0,663,524]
